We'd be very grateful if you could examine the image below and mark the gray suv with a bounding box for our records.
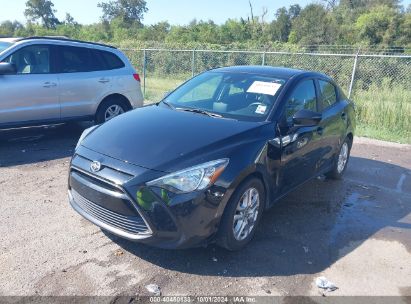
[0,37,143,128]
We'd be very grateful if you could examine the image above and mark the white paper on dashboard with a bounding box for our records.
[255,105,267,115]
[247,81,282,96]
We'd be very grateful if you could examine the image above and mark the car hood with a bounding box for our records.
[82,105,266,172]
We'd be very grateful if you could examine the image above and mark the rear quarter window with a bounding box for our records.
[100,51,125,70]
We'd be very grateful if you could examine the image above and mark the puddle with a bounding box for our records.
[329,188,411,253]
[329,191,385,246]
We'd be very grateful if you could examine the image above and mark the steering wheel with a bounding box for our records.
[248,102,265,108]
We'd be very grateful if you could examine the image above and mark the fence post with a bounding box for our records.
[142,49,147,98]
[192,50,196,77]
[348,48,360,99]
[262,52,266,66]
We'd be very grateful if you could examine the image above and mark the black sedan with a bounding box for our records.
[68,66,355,250]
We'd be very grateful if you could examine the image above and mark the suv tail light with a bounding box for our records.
[133,73,141,82]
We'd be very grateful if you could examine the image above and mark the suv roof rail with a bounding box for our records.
[15,36,117,49]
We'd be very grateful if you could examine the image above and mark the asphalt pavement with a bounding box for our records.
[0,123,410,297]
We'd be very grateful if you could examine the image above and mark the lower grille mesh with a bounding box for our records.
[72,189,149,234]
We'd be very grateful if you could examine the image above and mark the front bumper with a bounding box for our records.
[68,148,226,249]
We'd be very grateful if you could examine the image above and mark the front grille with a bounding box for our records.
[72,168,121,193]
[71,188,150,235]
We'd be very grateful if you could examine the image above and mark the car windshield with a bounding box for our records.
[0,42,13,54]
[162,71,287,121]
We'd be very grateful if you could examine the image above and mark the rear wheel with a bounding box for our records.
[217,177,265,251]
[96,97,130,124]
[325,137,352,180]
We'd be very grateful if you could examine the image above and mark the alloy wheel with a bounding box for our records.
[232,187,260,241]
[104,105,124,121]
[337,142,349,173]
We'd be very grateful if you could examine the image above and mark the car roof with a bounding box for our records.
[212,65,324,80]
[0,37,21,43]
[13,36,116,50]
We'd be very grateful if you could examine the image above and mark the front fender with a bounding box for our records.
[213,141,276,223]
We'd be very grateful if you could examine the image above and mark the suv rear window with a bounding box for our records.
[58,46,90,73]
[98,50,125,70]
[56,46,125,73]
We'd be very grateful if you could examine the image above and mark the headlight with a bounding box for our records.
[75,125,98,150]
[147,159,229,194]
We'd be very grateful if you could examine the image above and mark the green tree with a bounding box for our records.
[64,13,78,26]
[356,5,400,45]
[98,0,148,27]
[24,0,60,29]
[220,19,252,43]
[291,4,337,45]
[339,0,400,9]
[399,11,411,45]
[288,4,301,19]
[271,7,291,42]
[0,21,24,36]
[138,21,170,41]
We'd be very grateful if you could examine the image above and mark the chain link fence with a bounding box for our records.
[121,48,411,138]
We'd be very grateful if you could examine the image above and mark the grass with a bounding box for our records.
[356,124,410,144]
[352,82,411,144]
[144,77,187,103]
[143,77,411,144]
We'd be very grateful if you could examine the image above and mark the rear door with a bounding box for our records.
[0,44,60,125]
[316,79,348,171]
[55,46,114,119]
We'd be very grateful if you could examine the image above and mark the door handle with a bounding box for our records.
[43,82,57,88]
[317,127,324,136]
[341,112,347,120]
[98,78,110,83]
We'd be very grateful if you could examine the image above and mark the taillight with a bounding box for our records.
[133,73,141,82]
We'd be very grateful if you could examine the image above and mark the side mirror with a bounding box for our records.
[0,62,16,75]
[292,109,322,127]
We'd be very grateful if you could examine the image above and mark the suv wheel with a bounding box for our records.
[217,177,265,251]
[326,137,352,180]
[96,98,129,124]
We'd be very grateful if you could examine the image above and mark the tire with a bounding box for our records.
[325,137,352,180]
[95,97,130,124]
[217,177,265,251]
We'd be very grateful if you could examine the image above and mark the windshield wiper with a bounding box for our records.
[161,100,175,110]
[176,107,223,118]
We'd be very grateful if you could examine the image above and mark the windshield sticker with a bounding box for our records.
[255,105,267,115]
[247,81,282,96]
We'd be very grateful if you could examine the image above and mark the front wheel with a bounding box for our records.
[217,178,265,251]
[326,137,352,180]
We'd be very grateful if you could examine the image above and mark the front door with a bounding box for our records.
[277,79,324,194]
[0,45,60,126]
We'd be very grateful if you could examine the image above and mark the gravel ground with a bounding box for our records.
[0,123,410,297]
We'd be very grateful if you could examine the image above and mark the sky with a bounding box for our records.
[0,0,410,25]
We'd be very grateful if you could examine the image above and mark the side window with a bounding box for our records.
[89,50,108,71]
[58,46,91,73]
[100,51,125,70]
[285,80,317,122]
[4,45,50,74]
[318,80,337,109]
